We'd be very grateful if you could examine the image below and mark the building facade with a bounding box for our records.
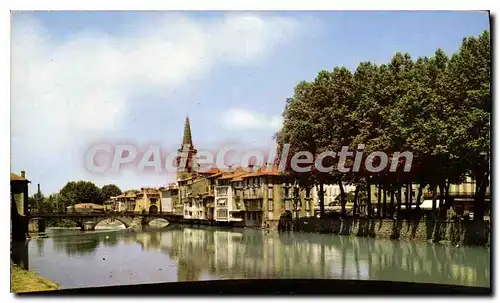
[134,187,162,214]
[11,171,30,216]
[114,190,139,212]
[160,184,179,213]
[173,116,317,227]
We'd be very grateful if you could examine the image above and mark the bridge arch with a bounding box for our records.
[93,217,131,229]
[27,217,84,232]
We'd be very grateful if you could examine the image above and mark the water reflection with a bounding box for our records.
[29,226,490,288]
[159,227,490,287]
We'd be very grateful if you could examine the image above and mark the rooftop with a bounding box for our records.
[67,203,104,209]
[10,172,29,182]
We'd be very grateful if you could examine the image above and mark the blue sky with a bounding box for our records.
[11,11,490,195]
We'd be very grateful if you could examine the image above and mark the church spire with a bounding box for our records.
[177,115,197,181]
[182,115,193,147]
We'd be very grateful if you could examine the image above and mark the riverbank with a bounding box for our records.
[280,216,491,247]
[11,264,59,293]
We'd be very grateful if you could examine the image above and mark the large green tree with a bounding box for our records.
[101,184,122,201]
[276,31,490,229]
[59,181,104,207]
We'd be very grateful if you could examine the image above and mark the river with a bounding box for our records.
[15,225,490,290]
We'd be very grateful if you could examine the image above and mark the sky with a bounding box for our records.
[10,11,490,195]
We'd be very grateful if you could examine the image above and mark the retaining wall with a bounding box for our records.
[281,216,490,246]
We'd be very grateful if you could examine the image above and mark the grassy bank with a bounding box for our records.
[11,264,59,293]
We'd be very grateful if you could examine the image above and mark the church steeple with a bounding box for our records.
[177,115,197,181]
[182,115,193,147]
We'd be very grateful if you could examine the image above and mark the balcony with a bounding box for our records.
[243,188,264,199]
[244,200,263,211]
[216,186,229,196]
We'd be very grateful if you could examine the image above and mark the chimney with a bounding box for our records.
[21,170,25,179]
[37,183,41,193]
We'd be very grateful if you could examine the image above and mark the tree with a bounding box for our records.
[59,181,104,207]
[446,31,491,222]
[101,184,122,201]
[275,31,490,236]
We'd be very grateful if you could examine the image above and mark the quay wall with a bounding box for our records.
[280,216,491,246]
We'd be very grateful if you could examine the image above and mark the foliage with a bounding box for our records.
[101,184,122,201]
[276,31,491,221]
[59,181,104,208]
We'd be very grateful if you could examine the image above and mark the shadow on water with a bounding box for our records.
[28,225,491,289]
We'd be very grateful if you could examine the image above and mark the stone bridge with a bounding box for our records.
[26,212,183,233]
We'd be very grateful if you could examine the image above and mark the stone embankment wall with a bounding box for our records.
[279,216,490,246]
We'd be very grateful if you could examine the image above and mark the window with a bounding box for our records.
[306,188,310,198]
[268,187,273,199]
[217,198,227,206]
[268,199,273,211]
[252,213,257,220]
[284,188,289,198]
[217,209,228,218]
[150,198,157,204]
[218,187,228,196]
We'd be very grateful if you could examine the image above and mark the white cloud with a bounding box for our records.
[11,13,300,160]
[222,108,283,131]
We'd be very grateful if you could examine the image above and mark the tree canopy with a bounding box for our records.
[59,181,105,207]
[101,184,122,201]
[276,31,490,221]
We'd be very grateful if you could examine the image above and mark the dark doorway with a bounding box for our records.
[149,205,158,214]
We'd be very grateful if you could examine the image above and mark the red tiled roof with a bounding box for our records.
[241,165,280,178]
[219,168,248,180]
[198,168,221,175]
[71,203,104,209]
[10,173,27,181]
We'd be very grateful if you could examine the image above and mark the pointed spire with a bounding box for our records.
[182,115,193,147]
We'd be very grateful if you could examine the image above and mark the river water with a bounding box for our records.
[19,225,490,290]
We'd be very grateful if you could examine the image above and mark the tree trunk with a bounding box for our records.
[367,181,372,217]
[406,183,411,210]
[396,186,402,218]
[415,183,424,210]
[377,185,382,218]
[444,181,451,217]
[431,185,437,220]
[382,186,387,218]
[353,185,359,217]
[474,171,489,221]
[438,184,446,220]
[339,180,346,215]
[389,189,395,218]
[319,182,325,218]
[293,182,300,220]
